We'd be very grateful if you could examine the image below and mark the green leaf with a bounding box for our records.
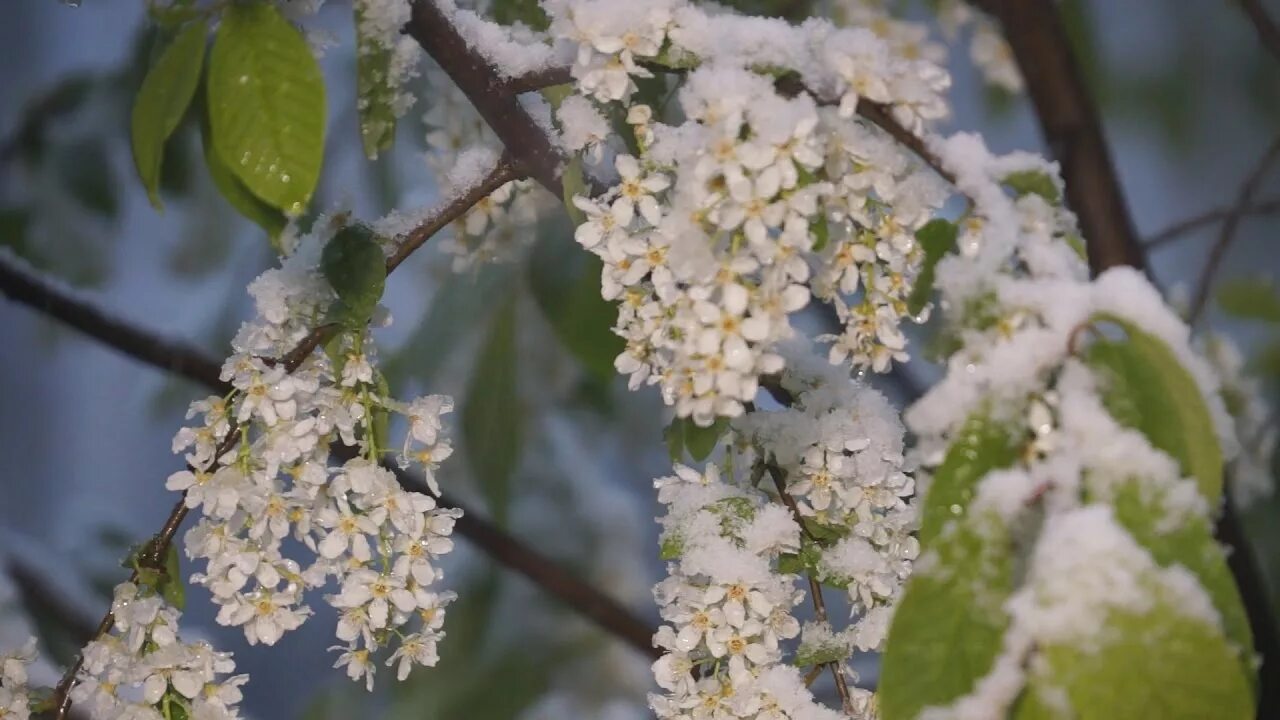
[1002,170,1061,204]
[56,138,118,218]
[1085,314,1224,501]
[906,218,958,316]
[321,224,387,328]
[528,231,623,379]
[372,371,392,452]
[491,0,550,31]
[1103,480,1253,680]
[810,213,830,253]
[199,106,287,241]
[560,155,588,226]
[659,534,683,560]
[463,299,522,524]
[208,2,325,213]
[664,417,729,462]
[354,4,399,159]
[918,413,1022,547]
[1216,276,1280,323]
[131,19,207,209]
[880,515,1015,720]
[1030,596,1253,720]
[161,543,185,610]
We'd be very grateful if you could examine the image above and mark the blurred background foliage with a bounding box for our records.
[1,0,1278,718]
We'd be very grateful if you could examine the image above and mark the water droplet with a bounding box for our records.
[267,163,279,174]
[949,503,962,516]
[238,74,250,85]
[239,152,251,166]
[280,173,291,184]
[61,0,81,6]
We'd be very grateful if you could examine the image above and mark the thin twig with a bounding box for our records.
[765,462,854,714]
[1239,0,1280,65]
[7,165,547,719]
[0,226,656,660]
[1144,196,1280,249]
[1188,135,1280,324]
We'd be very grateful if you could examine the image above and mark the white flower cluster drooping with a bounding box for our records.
[421,67,542,270]
[168,218,461,692]
[1,639,36,720]
[72,583,246,720]
[736,348,919,652]
[353,0,423,157]
[648,345,918,719]
[539,0,951,424]
[650,463,849,720]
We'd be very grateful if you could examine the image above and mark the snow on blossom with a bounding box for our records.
[166,218,462,692]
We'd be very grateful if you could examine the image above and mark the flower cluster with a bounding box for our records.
[736,349,919,649]
[169,218,461,691]
[1,639,36,720]
[353,0,423,158]
[72,583,246,720]
[650,463,852,720]
[542,0,951,424]
[421,67,541,270]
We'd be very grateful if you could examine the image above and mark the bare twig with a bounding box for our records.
[1239,0,1280,65]
[1145,196,1280,249]
[1187,135,1280,324]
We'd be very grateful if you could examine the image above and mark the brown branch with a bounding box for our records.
[6,169,586,719]
[0,258,228,393]
[0,233,656,669]
[1239,0,1280,65]
[1145,196,1280,249]
[1188,135,1280,324]
[970,0,1146,275]
[405,2,565,196]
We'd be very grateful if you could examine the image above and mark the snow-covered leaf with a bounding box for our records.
[907,218,958,316]
[1002,170,1060,204]
[1086,315,1224,501]
[1103,480,1253,682]
[208,2,324,213]
[131,19,206,209]
[1029,596,1253,720]
[879,514,1015,720]
[917,412,1021,547]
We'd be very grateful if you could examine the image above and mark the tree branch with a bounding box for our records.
[970,0,1147,274]
[0,249,658,666]
[405,2,565,196]
[1239,0,1280,65]
[3,167,631,718]
[1187,134,1280,324]
[1145,196,1280,249]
